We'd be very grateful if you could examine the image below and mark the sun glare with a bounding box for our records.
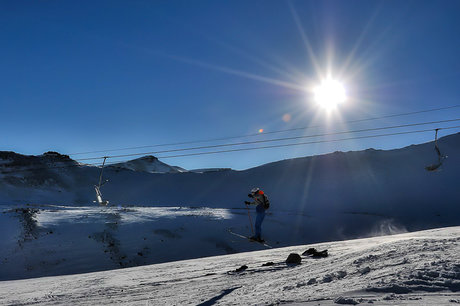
[313,78,347,110]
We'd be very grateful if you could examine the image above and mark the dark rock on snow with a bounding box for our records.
[233,265,248,273]
[286,253,302,264]
[334,296,359,305]
[303,247,328,258]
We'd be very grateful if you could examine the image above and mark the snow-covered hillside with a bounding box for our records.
[3,204,403,281]
[1,133,459,214]
[0,133,459,282]
[1,133,459,226]
[109,155,186,173]
[1,226,459,305]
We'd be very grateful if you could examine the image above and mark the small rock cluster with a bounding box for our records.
[229,247,329,273]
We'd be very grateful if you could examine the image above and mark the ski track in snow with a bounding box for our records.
[1,227,460,305]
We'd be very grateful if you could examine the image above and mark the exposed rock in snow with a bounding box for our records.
[230,265,248,273]
[286,253,302,264]
[303,247,329,258]
[359,266,371,275]
[334,296,359,305]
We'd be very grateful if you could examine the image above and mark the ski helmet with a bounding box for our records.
[251,187,260,195]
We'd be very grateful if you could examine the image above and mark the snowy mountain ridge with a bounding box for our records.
[108,155,186,173]
[0,132,458,210]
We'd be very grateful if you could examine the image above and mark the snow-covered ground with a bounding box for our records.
[2,204,409,281]
[0,133,459,303]
[1,226,459,305]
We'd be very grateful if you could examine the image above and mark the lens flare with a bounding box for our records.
[282,114,291,122]
[258,128,264,133]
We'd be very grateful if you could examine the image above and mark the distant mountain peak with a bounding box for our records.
[136,155,159,162]
[42,151,73,161]
[109,155,186,174]
[0,150,77,169]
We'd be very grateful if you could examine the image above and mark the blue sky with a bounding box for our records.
[1,0,460,170]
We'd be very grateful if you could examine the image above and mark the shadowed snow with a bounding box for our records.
[1,226,459,305]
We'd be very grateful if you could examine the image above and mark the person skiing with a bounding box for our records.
[244,187,270,242]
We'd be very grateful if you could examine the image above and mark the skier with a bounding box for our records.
[244,187,270,242]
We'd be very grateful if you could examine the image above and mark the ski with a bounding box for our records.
[228,229,272,248]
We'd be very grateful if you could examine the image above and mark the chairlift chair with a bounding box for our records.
[425,129,447,172]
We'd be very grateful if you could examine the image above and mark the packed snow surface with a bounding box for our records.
[1,226,459,305]
[0,204,422,281]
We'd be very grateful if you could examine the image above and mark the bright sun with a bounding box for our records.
[313,78,347,110]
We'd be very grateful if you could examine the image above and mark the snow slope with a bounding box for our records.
[1,226,459,305]
[1,133,459,216]
[109,155,186,173]
[1,134,459,216]
[1,133,459,283]
[1,134,459,235]
[3,204,399,281]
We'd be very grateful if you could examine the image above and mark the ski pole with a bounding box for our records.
[245,204,254,234]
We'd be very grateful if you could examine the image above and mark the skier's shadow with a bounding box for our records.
[197,286,241,306]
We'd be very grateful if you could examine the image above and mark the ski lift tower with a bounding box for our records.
[94,157,109,205]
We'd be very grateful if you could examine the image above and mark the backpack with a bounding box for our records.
[262,194,270,210]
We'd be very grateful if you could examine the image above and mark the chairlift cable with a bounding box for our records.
[74,118,460,162]
[153,125,460,160]
[67,104,460,156]
[2,125,459,174]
